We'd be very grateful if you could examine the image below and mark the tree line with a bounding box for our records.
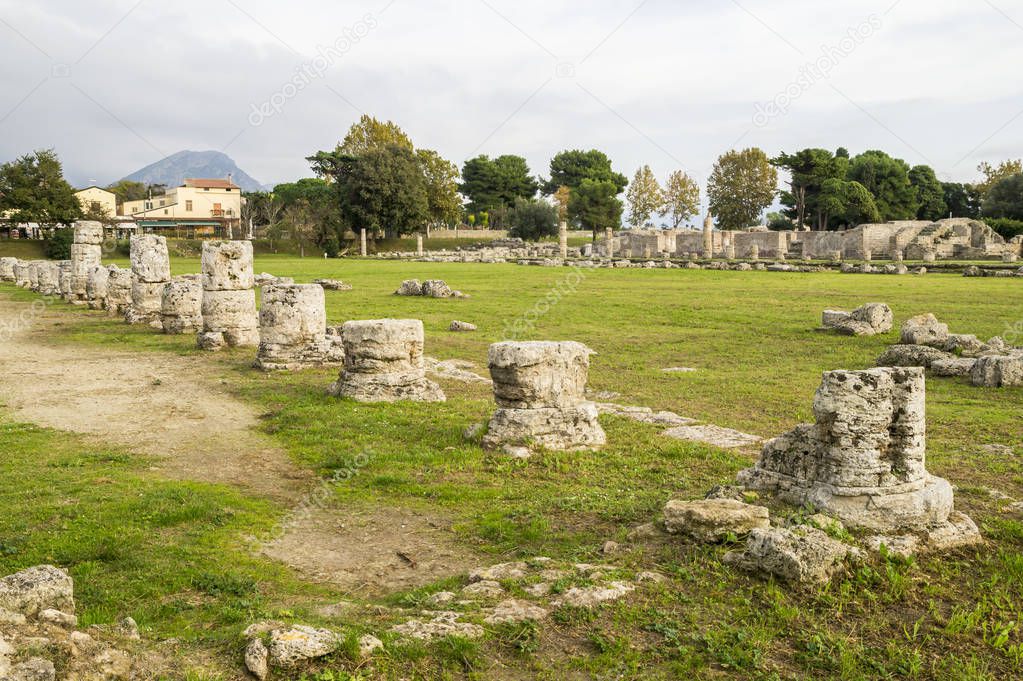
[3,119,1023,252]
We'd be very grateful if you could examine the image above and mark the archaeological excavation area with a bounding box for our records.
[0,227,1021,681]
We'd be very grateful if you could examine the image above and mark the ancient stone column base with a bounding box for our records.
[162,316,202,335]
[330,371,445,403]
[482,403,606,451]
[197,331,227,351]
[255,338,345,371]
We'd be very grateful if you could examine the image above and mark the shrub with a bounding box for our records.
[508,198,558,241]
[43,227,74,259]
[986,217,1023,240]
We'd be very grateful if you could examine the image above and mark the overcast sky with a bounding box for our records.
[2,0,1022,200]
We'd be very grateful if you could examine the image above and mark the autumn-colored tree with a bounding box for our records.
[976,159,1023,197]
[707,148,777,229]
[626,165,665,227]
[661,170,700,228]
[553,185,571,223]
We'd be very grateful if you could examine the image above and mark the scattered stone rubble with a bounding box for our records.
[255,284,344,370]
[876,313,1023,386]
[313,278,352,291]
[821,302,894,336]
[330,319,445,402]
[197,240,259,350]
[0,566,134,681]
[125,234,171,326]
[482,341,606,452]
[394,279,467,298]
[736,367,980,549]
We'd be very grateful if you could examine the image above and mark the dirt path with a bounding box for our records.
[0,292,480,594]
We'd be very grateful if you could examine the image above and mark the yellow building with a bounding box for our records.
[122,178,243,236]
[74,186,117,219]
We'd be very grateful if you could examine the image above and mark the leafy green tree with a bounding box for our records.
[661,170,700,228]
[273,178,340,251]
[0,149,82,225]
[569,179,623,240]
[771,148,848,229]
[817,179,881,228]
[339,145,429,238]
[847,150,918,220]
[626,165,664,227]
[941,182,981,218]
[707,148,777,229]
[544,149,627,195]
[338,114,413,156]
[508,198,558,240]
[982,173,1023,220]
[976,159,1022,196]
[459,155,537,213]
[105,179,148,203]
[416,149,461,228]
[43,227,75,259]
[766,211,791,231]
[908,165,947,220]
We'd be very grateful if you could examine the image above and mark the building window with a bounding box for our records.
[164,209,169,215]
[185,200,193,211]
[159,200,165,207]
[91,201,100,211]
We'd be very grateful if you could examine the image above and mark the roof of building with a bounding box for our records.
[183,178,240,190]
[74,186,115,194]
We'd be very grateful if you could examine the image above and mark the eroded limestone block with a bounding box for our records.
[57,261,72,301]
[255,284,343,370]
[483,341,605,451]
[876,344,952,369]
[724,526,860,584]
[330,319,444,402]
[161,279,203,335]
[200,289,259,348]
[822,303,893,336]
[901,313,949,347]
[13,260,31,287]
[971,355,1023,387]
[201,240,254,290]
[105,267,132,316]
[125,280,166,325]
[0,565,74,618]
[489,341,593,409]
[0,257,17,281]
[36,262,60,296]
[662,499,770,541]
[129,235,171,283]
[737,367,976,543]
[86,266,110,310]
[73,221,104,245]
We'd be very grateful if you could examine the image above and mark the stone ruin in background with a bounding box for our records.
[197,240,259,350]
[482,341,606,452]
[125,234,171,326]
[255,283,344,371]
[329,319,445,402]
[877,313,1023,387]
[737,367,980,550]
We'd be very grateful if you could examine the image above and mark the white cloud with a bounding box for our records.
[0,0,1020,188]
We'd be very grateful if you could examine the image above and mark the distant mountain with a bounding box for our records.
[121,150,265,192]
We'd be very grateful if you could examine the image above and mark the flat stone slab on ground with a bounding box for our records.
[662,424,762,449]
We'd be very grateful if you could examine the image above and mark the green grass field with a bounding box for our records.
[1,255,1021,680]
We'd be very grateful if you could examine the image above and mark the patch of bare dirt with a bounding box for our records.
[261,505,481,595]
[0,292,481,594]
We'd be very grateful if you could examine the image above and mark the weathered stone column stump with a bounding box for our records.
[70,221,103,304]
[198,240,259,350]
[86,265,110,310]
[329,319,444,402]
[126,234,171,325]
[161,277,203,335]
[737,367,979,548]
[255,284,344,370]
[0,257,16,281]
[482,341,606,451]
[105,266,132,316]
